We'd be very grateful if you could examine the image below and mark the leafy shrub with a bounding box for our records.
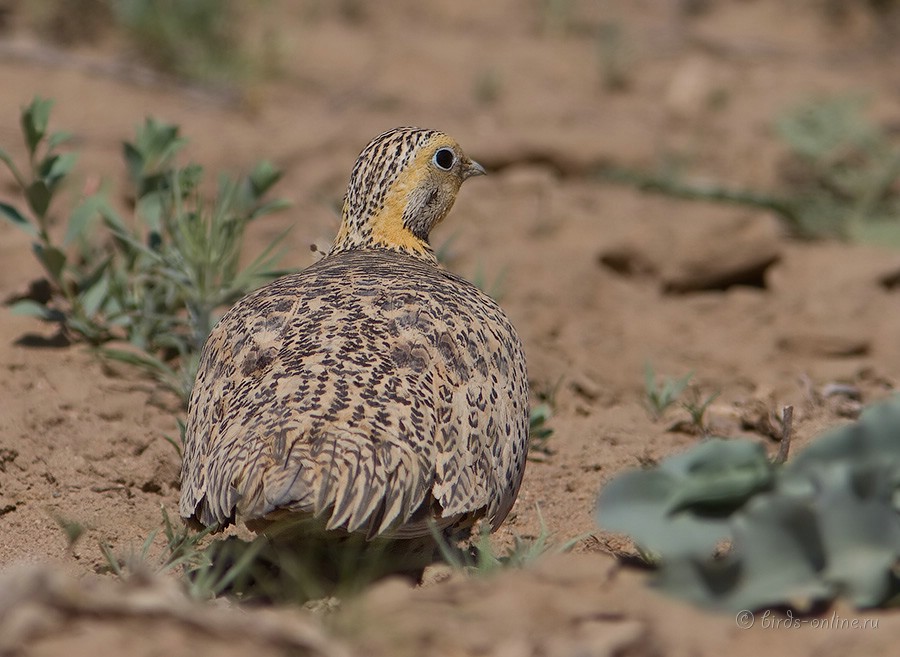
[113,0,249,84]
[1,97,290,403]
[603,95,900,244]
[775,94,900,243]
[595,396,900,612]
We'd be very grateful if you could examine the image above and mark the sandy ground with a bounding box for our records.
[3,0,900,654]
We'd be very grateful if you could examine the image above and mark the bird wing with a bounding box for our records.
[179,253,529,539]
[428,289,530,532]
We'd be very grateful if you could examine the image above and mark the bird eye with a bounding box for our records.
[433,147,455,171]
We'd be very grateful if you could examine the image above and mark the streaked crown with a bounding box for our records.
[329,127,485,263]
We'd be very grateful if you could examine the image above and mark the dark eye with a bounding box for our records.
[433,147,455,171]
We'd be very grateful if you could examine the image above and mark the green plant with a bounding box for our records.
[2,99,290,404]
[602,95,900,244]
[183,517,446,604]
[431,509,578,576]
[100,508,305,603]
[1,98,108,339]
[678,386,721,436]
[162,417,187,459]
[53,514,87,550]
[101,506,219,586]
[112,0,254,84]
[774,94,900,242]
[99,118,290,400]
[643,364,693,421]
[529,403,555,455]
[595,395,900,612]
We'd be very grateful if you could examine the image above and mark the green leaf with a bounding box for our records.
[0,202,39,238]
[65,315,108,342]
[249,198,292,220]
[806,463,900,607]
[129,117,187,182]
[0,145,13,169]
[22,97,54,155]
[99,346,176,379]
[0,146,25,186]
[47,131,73,150]
[78,255,112,295]
[32,243,67,281]
[64,195,104,246]
[653,494,835,612]
[9,299,65,322]
[99,205,129,234]
[43,151,78,187]
[529,403,554,443]
[26,180,52,217]
[79,269,111,317]
[665,439,773,513]
[595,466,734,560]
[597,395,900,612]
[248,160,282,197]
[595,439,774,560]
[123,141,145,185]
[177,164,204,196]
[788,397,900,474]
[136,192,165,233]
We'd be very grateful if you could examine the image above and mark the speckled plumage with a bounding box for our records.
[179,127,529,542]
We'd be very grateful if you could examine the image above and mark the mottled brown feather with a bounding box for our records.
[179,128,529,541]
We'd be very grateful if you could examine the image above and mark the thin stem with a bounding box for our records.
[773,405,794,465]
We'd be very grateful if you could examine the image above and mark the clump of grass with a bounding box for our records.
[643,363,693,421]
[681,387,720,433]
[1,97,290,404]
[431,509,578,576]
[104,512,440,605]
[112,0,253,84]
[187,528,426,605]
[101,507,228,597]
[673,385,721,436]
[602,94,900,244]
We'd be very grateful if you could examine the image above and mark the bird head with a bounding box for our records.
[330,127,485,262]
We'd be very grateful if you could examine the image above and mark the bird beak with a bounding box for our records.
[463,159,486,179]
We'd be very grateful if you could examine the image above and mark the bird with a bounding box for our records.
[179,127,529,560]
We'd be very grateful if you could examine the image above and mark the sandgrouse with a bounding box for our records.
[179,127,529,548]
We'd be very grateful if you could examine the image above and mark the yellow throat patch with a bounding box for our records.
[369,135,457,254]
